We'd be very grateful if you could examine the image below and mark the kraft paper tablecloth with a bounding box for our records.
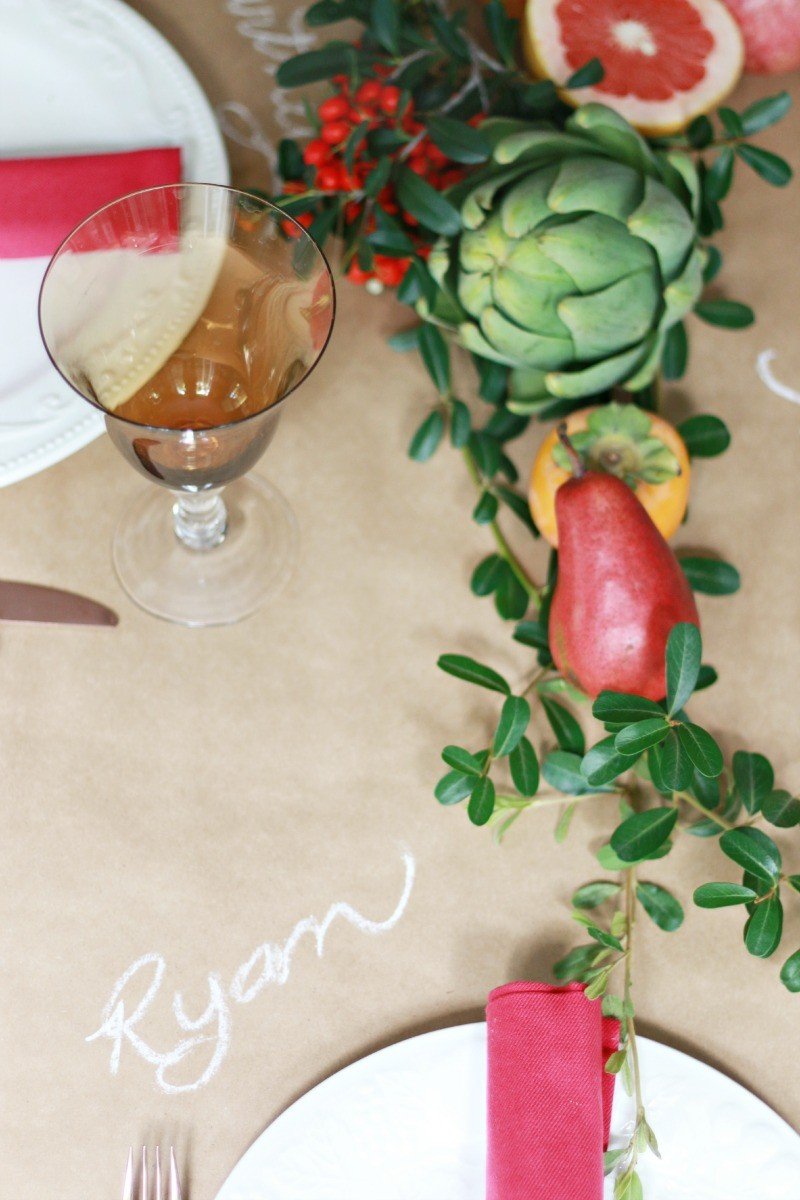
[1,4,799,1197]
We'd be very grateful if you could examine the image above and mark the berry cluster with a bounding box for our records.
[282,73,471,292]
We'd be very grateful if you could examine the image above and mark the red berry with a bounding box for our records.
[426,143,449,167]
[282,180,307,195]
[332,74,350,92]
[373,63,392,78]
[280,218,300,239]
[347,261,373,285]
[374,255,409,287]
[409,159,429,177]
[317,164,344,191]
[379,85,402,115]
[321,120,350,145]
[344,200,362,222]
[356,80,383,105]
[403,210,419,228]
[319,95,349,121]
[303,138,331,166]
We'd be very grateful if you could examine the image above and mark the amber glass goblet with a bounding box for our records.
[39,183,335,625]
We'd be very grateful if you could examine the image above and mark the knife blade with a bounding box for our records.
[0,580,118,626]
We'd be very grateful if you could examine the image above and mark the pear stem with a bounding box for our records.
[557,422,586,479]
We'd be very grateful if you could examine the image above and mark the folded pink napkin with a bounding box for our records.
[486,982,620,1200]
[0,146,182,258]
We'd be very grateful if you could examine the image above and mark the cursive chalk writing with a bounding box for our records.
[86,851,415,1094]
[219,1,317,171]
[756,348,800,405]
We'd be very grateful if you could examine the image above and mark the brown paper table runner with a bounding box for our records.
[1,4,799,1196]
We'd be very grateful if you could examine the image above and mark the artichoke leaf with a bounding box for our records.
[621,331,663,391]
[627,176,696,281]
[508,364,549,402]
[556,268,660,360]
[548,158,644,221]
[661,151,701,221]
[537,212,655,293]
[567,104,659,177]
[661,245,705,327]
[427,239,453,288]
[460,214,510,272]
[458,320,518,366]
[492,265,572,336]
[499,165,559,238]
[494,129,601,166]
[457,269,493,318]
[546,340,650,399]
[460,165,531,230]
[481,306,574,369]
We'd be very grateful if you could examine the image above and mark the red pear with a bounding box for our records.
[548,463,699,701]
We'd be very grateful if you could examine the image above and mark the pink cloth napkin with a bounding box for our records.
[486,982,620,1200]
[0,146,182,258]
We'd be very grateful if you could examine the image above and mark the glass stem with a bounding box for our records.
[172,488,228,550]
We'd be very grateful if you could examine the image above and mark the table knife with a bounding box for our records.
[0,580,118,626]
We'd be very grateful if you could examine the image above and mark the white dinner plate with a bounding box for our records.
[0,0,229,487]
[216,1023,800,1200]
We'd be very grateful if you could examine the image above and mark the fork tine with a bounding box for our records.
[122,1148,134,1200]
[140,1147,148,1200]
[155,1147,162,1200]
[169,1148,182,1200]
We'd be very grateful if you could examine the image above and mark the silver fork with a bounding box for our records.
[121,1147,183,1200]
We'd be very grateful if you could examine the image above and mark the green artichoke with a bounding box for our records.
[423,104,705,412]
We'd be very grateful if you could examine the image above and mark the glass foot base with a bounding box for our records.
[112,475,298,626]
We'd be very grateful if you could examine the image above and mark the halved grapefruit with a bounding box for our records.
[523,0,745,135]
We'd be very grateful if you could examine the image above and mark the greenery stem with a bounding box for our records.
[675,789,738,832]
[461,442,543,607]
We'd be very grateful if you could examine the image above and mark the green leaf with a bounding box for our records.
[450,399,471,448]
[542,697,585,755]
[718,107,743,137]
[702,244,723,284]
[736,143,793,187]
[483,0,517,66]
[740,91,791,134]
[473,490,499,525]
[678,414,730,457]
[677,723,724,778]
[396,168,462,235]
[586,924,624,952]
[780,949,800,993]
[615,718,669,756]
[494,570,529,621]
[662,321,688,380]
[437,653,510,695]
[611,807,679,863]
[604,1049,627,1075]
[468,776,496,826]
[704,146,734,202]
[732,751,774,814]
[744,894,783,958]
[688,114,714,148]
[496,485,538,534]
[509,736,539,796]
[581,736,636,787]
[593,692,665,724]
[554,801,577,842]
[553,943,602,982]
[276,43,357,87]
[277,138,305,181]
[441,745,483,776]
[694,299,755,329]
[513,619,550,651]
[435,769,473,805]
[408,410,444,461]
[666,622,701,715]
[659,729,693,791]
[788,875,800,895]
[573,881,621,909]
[762,789,800,828]
[426,115,491,164]
[637,881,684,931]
[695,664,718,691]
[719,826,781,883]
[493,696,531,757]
[566,57,604,87]
[370,0,399,52]
[680,556,740,595]
[418,323,450,394]
[542,750,603,796]
[694,882,757,908]
[471,554,506,597]
[615,1168,643,1200]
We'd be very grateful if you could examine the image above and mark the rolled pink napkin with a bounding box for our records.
[486,981,620,1200]
[0,146,182,258]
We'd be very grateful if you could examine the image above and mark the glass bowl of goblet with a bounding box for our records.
[39,183,335,626]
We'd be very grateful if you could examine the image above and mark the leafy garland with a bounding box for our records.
[268,2,798,1192]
